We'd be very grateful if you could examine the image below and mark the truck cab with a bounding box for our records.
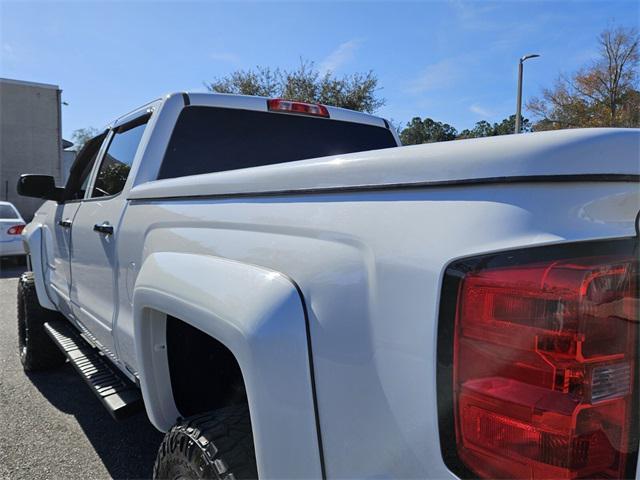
[21,93,400,363]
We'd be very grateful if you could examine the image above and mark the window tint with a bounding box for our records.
[64,132,107,200]
[158,106,397,179]
[78,163,94,196]
[92,119,147,198]
[0,205,19,219]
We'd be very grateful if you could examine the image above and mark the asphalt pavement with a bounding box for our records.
[0,260,163,479]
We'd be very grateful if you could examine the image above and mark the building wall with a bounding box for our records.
[0,78,62,220]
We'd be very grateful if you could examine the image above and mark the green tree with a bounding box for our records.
[466,120,494,138]
[400,114,532,145]
[207,66,280,97]
[70,127,100,152]
[206,60,385,114]
[458,115,531,138]
[527,26,639,129]
[400,117,458,145]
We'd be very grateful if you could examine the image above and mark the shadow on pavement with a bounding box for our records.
[6,254,164,478]
[27,364,164,479]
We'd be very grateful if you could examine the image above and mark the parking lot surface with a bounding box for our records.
[0,262,163,480]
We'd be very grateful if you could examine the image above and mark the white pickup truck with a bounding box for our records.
[17,92,639,480]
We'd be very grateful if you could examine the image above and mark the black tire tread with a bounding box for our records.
[153,404,257,480]
[17,272,66,371]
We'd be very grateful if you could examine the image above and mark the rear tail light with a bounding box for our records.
[267,98,330,118]
[437,239,639,480]
[7,224,25,235]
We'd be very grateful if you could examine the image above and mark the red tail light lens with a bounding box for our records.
[267,98,330,118]
[7,224,25,235]
[437,240,638,480]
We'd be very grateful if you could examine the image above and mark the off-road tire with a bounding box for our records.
[17,272,66,371]
[153,404,258,480]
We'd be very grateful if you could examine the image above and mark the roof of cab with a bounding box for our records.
[112,92,391,131]
[184,92,389,129]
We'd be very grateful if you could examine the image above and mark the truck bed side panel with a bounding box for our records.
[116,181,638,479]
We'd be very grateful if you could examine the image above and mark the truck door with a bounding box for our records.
[41,133,107,319]
[70,115,149,355]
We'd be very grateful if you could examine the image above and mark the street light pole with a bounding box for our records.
[515,53,540,134]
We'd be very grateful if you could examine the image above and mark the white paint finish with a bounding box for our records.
[187,92,270,113]
[112,98,160,129]
[133,253,323,479]
[68,106,156,355]
[40,202,82,317]
[130,94,185,187]
[578,190,640,225]
[118,181,637,479]
[69,196,125,354]
[128,128,639,201]
[18,93,640,479]
[21,215,57,310]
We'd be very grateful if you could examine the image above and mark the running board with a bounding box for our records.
[44,320,143,420]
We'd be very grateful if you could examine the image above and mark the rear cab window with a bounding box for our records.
[158,106,397,180]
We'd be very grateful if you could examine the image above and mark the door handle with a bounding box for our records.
[93,223,114,235]
[58,219,72,228]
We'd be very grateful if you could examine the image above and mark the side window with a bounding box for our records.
[64,132,107,200]
[91,117,148,198]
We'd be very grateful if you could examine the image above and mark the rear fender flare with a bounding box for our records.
[133,252,323,478]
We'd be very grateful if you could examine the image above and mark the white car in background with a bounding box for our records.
[0,201,26,259]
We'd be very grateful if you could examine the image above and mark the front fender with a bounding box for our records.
[133,252,323,479]
[21,222,57,310]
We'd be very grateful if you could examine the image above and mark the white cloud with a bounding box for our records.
[447,0,501,30]
[2,43,14,59]
[209,52,240,64]
[469,103,493,117]
[406,59,460,94]
[319,39,361,74]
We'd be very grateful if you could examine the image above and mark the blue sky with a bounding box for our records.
[1,0,638,139]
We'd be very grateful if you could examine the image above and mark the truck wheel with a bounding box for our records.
[153,404,258,480]
[17,272,66,371]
